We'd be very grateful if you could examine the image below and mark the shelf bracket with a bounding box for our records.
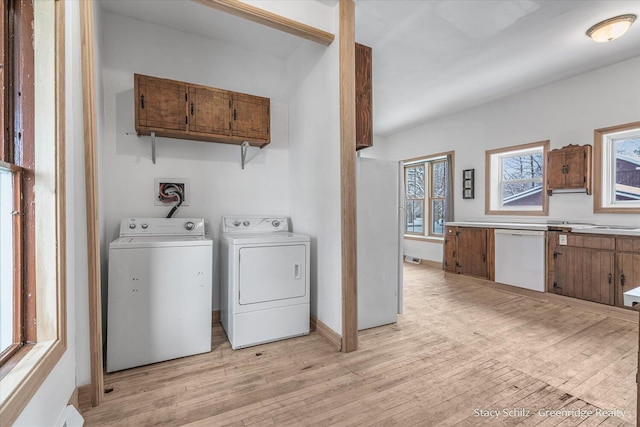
[151,132,156,165]
[240,141,250,170]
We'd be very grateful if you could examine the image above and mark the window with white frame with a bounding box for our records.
[486,141,549,215]
[404,154,452,238]
[594,122,640,213]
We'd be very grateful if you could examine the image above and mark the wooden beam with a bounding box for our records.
[192,0,335,45]
[339,0,357,353]
[79,0,104,408]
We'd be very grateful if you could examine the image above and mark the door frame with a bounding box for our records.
[80,0,350,407]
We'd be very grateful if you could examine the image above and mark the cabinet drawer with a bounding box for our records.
[616,237,640,252]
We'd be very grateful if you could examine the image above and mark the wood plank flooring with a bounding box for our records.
[81,264,638,426]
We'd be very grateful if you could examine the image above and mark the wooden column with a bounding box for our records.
[340,0,357,353]
[79,0,104,407]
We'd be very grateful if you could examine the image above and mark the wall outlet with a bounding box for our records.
[559,234,567,246]
[154,178,190,206]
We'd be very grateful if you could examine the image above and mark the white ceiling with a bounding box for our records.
[97,0,640,136]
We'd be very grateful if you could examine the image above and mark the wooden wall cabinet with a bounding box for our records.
[443,226,491,279]
[548,231,639,309]
[355,43,372,151]
[546,144,592,195]
[135,74,270,148]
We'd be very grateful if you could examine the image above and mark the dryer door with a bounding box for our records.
[239,245,307,305]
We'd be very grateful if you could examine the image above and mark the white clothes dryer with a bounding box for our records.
[220,216,310,349]
[107,218,212,372]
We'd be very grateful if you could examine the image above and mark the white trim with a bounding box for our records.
[489,145,545,212]
[601,128,640,209]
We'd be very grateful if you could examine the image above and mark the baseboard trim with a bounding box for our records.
[465,274,637,323]
[78,384,92,412]
[403,259,441,269]
[310,316,342,350]
[212,310,220,324]
[67,386,79,410]
[426,262,637,323]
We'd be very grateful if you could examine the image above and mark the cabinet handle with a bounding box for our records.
[190,102,194,116]
[608,273,612,284]
[481,254,486,263]
[233,108,237,121]
[140,95,145,109]
[621,273,626,287]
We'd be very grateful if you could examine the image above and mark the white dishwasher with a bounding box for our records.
[494,229,546,292]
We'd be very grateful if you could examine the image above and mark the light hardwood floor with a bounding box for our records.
[82,264,638,426]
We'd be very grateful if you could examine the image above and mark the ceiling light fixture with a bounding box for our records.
[586,14,636,43]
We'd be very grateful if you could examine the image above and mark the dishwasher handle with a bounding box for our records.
[494,229,545,237]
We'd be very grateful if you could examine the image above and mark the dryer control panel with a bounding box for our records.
[221,216,289,234]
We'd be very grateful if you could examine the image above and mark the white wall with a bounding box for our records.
[15,1,85,423]
[287,4,342,335]
[97,10,291,317]
[373,55,640,262]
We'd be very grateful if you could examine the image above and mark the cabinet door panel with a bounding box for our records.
[137,75,187,132]
[564,148,586,189]
[443,227,456,273]
[456,228,488,278]
[546,151,565,190]
[189,87,230,136]
[232,93,270,141]
[616,253,640,308]
[554,247,613,305]
[355,43,373,150]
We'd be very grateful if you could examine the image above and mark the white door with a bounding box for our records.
[239,245,307,305]
[357,157,402,330]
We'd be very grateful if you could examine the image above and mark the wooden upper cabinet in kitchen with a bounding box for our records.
[188,86,231,137]
[546,144,592,195]
[231,93,270,143]
[355,43,373,151]
[135,74,187,134]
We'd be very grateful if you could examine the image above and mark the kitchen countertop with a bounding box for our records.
[444,221,640,236]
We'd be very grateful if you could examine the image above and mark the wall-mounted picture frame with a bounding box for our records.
[462,169,474,199]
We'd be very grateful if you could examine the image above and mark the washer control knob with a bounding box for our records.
[141,223,148,229]
[243,221,250,227]
[232,221,241,227]
[272,220,281,227]
[184,221,195,231]
[129,223,136,229]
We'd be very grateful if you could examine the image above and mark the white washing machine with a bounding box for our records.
[220,216,310,350]
[107,218,212,372]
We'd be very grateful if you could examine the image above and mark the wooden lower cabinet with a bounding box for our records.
[616,252,640,308]
[443,226,457,273]
[549,231,639,309]
[443,226,490,279]
[552,246,614,305]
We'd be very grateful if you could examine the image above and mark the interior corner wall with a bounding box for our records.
[287,6,342,335]
[376,55,640,262]
[15,1,84,423]
[96,11,291,318]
